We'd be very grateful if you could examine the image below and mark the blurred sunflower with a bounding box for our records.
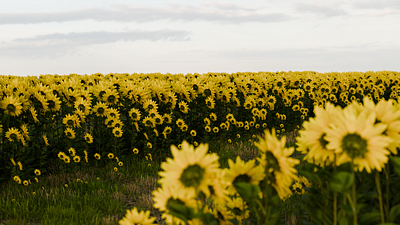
[205,96,215,109]
[190,130,197,137]
[163,113,172,124]
[5,127,22,142]
[112,119,124,129]
[20,124,30,141]
[68,147,76,156]
[224,156,265,195]
[84,133,93,144]
[204,118,211,126]
[181,124,188,132]
[178,101,190,113]
[43,135,49,146]
[154,114,163,125]
[176,118,185,128]
[105,116,116,128]
[64,128,76,139]
[92,102,108,117]
[46,93,61,112]
[119,207,156,225]
[142,116,155,128]
[226,197,250,223]
[128,108,141,121]
[74,97,91,115]
[107,153,114,159]
[205,125,211,132]
[1,95,23,117]
[106,108,120,119]
[133,148,139,154]
[213,127,219,133]
[102,89,119,106]
[73,155,81,163]
[255,129,300,199]
[210,113,217,121]
[147,142,152,149]
[143,99,158,111]
[158,141,220,198]
[94,153,101,160]
[113,127,123,137]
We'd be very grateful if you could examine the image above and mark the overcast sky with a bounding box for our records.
[1,0,399,76]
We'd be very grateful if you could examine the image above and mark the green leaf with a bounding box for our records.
[389,204,400,222]
[391,157,400,177]
[202,213,218,225]
[167,203,195,222]
[330,171,353,192]
[359,212,382,224]
[234,182,260,204]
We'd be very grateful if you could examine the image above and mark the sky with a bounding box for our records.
[0,0,399,76]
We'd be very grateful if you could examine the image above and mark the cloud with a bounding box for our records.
[352,0,400,10]
[0,4,291,25]
[0,29,191,58]
[295,2,348,18]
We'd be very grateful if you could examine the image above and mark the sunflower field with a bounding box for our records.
[2,71,400,224]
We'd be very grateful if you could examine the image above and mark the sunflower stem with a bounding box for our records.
[351,161,357,225]
[333,155,337,225]
[385,164,390,223]
[375,171,384,224]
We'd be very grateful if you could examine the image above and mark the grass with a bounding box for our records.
[0,132,301,225]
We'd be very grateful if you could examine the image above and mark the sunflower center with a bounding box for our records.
[48,100,55,109]
[7,104,16,112]
[341,133,368,159]
[179,164,205,188]
[78,104,85,111]
[233,174,251,185]
[10,133,18,141]
[131,112,137,119]
[67,120,74,127]
[319,133,329,149]
[204,89,211,96]
[107,95,116,104]
[217,211,225,221]
[97,107,105,115]
[266,152,281,171]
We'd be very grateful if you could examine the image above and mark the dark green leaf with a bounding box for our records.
[234,182,260,204]
[330,171,353,192]
[391,157,400,177]
[389,204,400,222]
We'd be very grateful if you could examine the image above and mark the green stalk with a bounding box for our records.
[375,171,384,224]
[351,161,357,225]
[385,164,390,223]
[333,155,337,225]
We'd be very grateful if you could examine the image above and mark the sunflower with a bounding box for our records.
[147,142,152,149]
[181,124,188,132]
[213,127,219,133]
[5,127,22,143]
[74,97,91,115]
[128,108,141,121]
[102,89,119,106]
[158,141,220,198]
[29,107,39,123]
[94,153,101,160]
[210,113,217,121]
[324,104,392,173]
[143,99,158,111]
[92,102,108,117]
[119,207,156,225]
[133,148,139,154]
[204,118,211,126]
[68,147,76,156]
[46,93,61,112]
[292,182,305,195]
[163,126,172,135]
[190,130,197,137]
[43,135,49,146]
[63,114,80,128]
[108,153,114,159]
[73,155,81,163]
[1,95,23,117]
[63,156,71,163]
[255,129,300,199]
[21,124,30,141]
[58,152,67,160]
[84,133,93,144]
[142,116,155,128]
[106,108,120,119]
[113,127,123,137]
[163,113,172,124]
[154,114,163,125]
[205,96,215,109]
[14,176,22,184]
[224,156,265,195]
[105,116,116,128]
[226,197,250,223]
[118,162,123,167]
[64,128,76,139]
[205,126,211,132]
[23,180,29,186]
[210,203,234,225]
[178,101,190,113]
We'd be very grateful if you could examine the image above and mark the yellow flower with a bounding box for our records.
[181,124,188,132]
[20,124,30,141]
[5,127,22,142]
[158,141,220,198]
[143,99,158,111]
[205,125,211,132]
[224,156,265,195]
[102,89,119,106]
[142,116,155,128]
[84,133,93,144]
[255,129,300,199]
[64,128,76,139]
[23,180,29,186]
[112,127,123,137]
[73,155,81,163]
[147,142,152,149]
[106,108,120,119]
[92,102,108,117]
[133,148,139,154]
[210,113,217,121]
[74,97,91,115]
[94,153,101,160]
[108,153,114,159]
[176,118,185,128]
[129,108,141,121]
[204,118,211,126]
[63,114,80,128]
[292,182,305,195]
[178,101,190,113]
[213,127,219,133]
[114,167,118,171]
[17,161,23,171]
[43,135,49,146]
[10,158,16,166]
[205,96,215,109]
[1,95,23,117]
[190,130,197,137]
[63,156,71,163]
[237,134,240,138]
[68,147,76,156]
[34,177,39,183]
[13,176,21,184]
[163,113,172,124]
[118,162,123,166]
[119,207,156,225]
[34,169,41,176]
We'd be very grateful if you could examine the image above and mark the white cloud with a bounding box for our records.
[0,30,191,58]
[0,4,291,25]
[294,2,348,18]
